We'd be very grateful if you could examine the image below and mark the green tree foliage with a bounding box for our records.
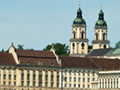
[43,43,69,55]
[18,45,24,50]
[115,41,120,48]
[88,45,92,53]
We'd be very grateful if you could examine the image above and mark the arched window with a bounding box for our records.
[103,33,106,40]
[73,31,76,39]
[73,43,75,48]
[81,43,85,49]
[81,32,84,39]
[72,43,75,54]
[95,33,98,40]
[103,45,106,49]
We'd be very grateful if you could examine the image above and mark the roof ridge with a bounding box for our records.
[89,58,101,68]
[16,49,51,52]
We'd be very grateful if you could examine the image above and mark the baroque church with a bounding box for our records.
[70,4,110,57]
[0,3,120,90]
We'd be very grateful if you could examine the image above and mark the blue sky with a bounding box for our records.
[0,0,120,50]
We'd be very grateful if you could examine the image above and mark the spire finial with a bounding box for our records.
[79,1,80,8]
[101,3,102,9]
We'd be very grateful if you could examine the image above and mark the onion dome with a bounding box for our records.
[72,8,86,27]
[95,10,107,27]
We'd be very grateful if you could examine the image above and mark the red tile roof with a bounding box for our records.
[15,49,59,66]
[0,52,16,65]
[19,57,59,66]
[16,49,56,58]
[59,56,120,69]
[59,56,98,68]
[91,58,120,69]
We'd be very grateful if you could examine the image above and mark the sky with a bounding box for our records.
[0,0,120,50]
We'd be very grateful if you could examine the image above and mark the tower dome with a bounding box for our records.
[72,8,86,27]
[95,10,107,27]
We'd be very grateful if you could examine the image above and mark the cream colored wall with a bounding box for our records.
[72,27,86,39]
[70,42,88,54]
[92,44,109,49]
[95,29,107,40]
[0,66,60,89]
[70,27,88,55]
[9,46,19,64]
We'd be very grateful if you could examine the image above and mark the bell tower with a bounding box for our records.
[69,3,88,57]
[92,6,110,49]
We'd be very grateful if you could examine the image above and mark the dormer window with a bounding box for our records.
[50,62,54,66]
[27,61,30,65]
[38,60,42,65]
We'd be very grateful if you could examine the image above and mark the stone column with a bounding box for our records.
[71,71,74,88]
[59,71,61,88]
[42,70,45,87]
[106,78,108,89]
[54,71,57,88]
[115,78,117,88]
[48,71,51,87]
[24,70,27,86]
[112,78,114,88]
[90,71,92,89]
[76,71,78,88]
[63,71,65,88]
[1,69,3,85]
[36,70,39,87]
[85,71,87,89]
[118,77,120,88]
[104,78,105,89]
[17,69,21,86]
[95,72,98,81]
[6,69,8,85]
[80,71,83,88]
[109,78,111,89]
[67,71,69,88]
[30,70,33,86]
[101,78,102,89]
[11,69,14,86]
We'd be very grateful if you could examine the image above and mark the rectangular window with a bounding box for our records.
[88,78,90,82]
[74,77,76,82]
[83,78,85,82]
[27,81,30,86]
[51,75,54,81]
[9,82,11,85]
[14,75,16,80]
[4,75,6,79]
[33,82,35,87]
[46,75,48,81]
[4,81,5,85]
[39,75,42,81]
[14,82,16,86]
[21,81,24,86]
[57,76,59,81]
[69,77,71,82]
[45,82,48,87]
[78,78,80,82]
[33,74,35,80]
[27,74,30,80]
[9,75,11,80]
[51,82,53,87]
[39,82,42,87]
[21,74,24,80]
[57,83,59,88]
[74,84,76,88]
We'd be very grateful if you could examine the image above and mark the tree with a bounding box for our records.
[88,45,92,53]
[43,43,69,56]
[18,45,24,50]
[115,41,120,48]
